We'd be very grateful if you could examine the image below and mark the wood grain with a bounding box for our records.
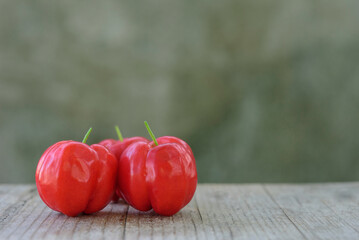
[264,183,359,240]
[0,183,359,239]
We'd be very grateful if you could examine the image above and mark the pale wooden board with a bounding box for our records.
[195,184,306,240]
[0,183,359,239]
[264,183,359,240]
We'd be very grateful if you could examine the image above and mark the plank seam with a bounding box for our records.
[194,197,203,222]
[101,203,113,237]
[262,184,309,240]
[122,205,129,240]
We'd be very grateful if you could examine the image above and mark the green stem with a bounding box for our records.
[115,125,124,141]
[144,121,158,146]
[82,128,93,144]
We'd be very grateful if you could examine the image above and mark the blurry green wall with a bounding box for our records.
[1,0,359,183]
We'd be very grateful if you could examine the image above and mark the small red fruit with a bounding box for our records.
[36,128,117,217]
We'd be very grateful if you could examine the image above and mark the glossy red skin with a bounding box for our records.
[108,137,150,160]
[35,141,118,217]
[118,136,197,216]
[98,137,149,201]
[98,139,117,149]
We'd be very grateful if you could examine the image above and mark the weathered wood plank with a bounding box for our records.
[264,183,359,240]
[321,183,359,233]
[0,183,359,239]
[19,200,127,240]
[0,185,37,234]
[123,196,202,240]
[195,184,306,240]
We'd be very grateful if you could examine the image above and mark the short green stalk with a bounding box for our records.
[82,128,93,144]
[144,121,158,146]
[115,125,124,141]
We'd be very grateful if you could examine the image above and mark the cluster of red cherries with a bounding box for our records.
[35,121,197,217]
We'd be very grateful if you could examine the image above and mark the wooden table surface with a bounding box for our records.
[1,183,359,240]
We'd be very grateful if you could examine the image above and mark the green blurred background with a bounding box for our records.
[1,0,359,183]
